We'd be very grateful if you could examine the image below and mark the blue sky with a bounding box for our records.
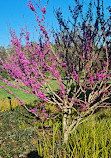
[0,0,110,48]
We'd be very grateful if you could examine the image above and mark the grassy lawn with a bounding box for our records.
[0,81,37,104]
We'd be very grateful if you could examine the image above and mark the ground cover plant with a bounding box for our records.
[0,0,111,150]
[0,106,111,157]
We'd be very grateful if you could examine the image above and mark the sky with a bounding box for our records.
[0,0,110,48]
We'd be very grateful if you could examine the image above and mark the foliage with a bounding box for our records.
[0,46,6,61]
[0,46,12,80]
[0,106,110,157]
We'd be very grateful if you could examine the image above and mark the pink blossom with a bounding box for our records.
[5,88,9,91]
[55,109,60,111]
[43,97,48,102]
[25,32,30,40]
[41,120,44,122]
[59,78,62,82]
[42,109,46,113]
[52,63,56,67]
[3,79,8,83]
[72,70,79,81]
[0,86,4,88]
[68,98,72,101]
[41,7,46,14]
[27,3,35,11]
[30,109,35,113]
[20,28,24,31]
[82,108,86,112]
[7,83,13,86]
[94,56,97,60]
[43,113,48,118]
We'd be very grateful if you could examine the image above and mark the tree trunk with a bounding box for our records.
[63,108,69,143]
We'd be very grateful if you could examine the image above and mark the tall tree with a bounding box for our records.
[0,0,111,143]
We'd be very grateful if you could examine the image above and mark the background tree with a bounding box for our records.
[0,46,12,80]
[53,0,111,77]
[0,46,6,61]
[0,46,6,75]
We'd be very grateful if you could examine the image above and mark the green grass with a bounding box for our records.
[67,109,111,158]
[0,81,38,104]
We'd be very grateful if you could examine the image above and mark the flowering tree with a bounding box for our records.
[0,0,111,143]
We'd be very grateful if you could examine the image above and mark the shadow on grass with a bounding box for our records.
[27,150,43,158]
